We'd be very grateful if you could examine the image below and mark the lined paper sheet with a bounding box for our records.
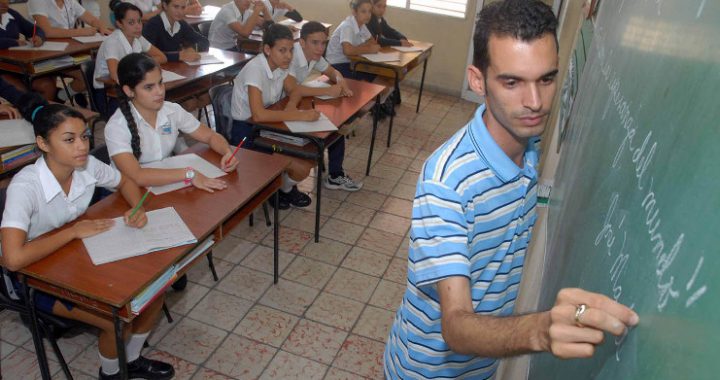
[285,113,337,133]
[83,207,197,265]
[10,41,69,51]
[361,52,401,62]
[0,119,35,148]
[142,153,227,195]
[184,52,224,66]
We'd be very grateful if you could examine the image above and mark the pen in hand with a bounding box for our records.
[129,189,150,218]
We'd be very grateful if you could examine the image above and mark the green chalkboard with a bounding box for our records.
[530,0,719,379]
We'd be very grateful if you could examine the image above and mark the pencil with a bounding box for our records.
[225,137,247,167]
[130,189,150,218]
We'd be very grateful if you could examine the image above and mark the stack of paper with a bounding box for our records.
[184,52,224,66]
[161,70,186,83]
[130,265,176,314]
[10,41,69,51]
[361,52,401,62]
[141,153,227,195]
[285,113,337,133]
[392,46,424,53]
[83,207,197,265]
[0,119,35,148]
[72,34,108,43]
[32,56,74,73]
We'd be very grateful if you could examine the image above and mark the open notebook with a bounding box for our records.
[141,153,227,195]
[82,207,197,265]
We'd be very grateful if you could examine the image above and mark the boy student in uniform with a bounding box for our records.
[0,0,58,102]
[261,0,302,22]
[0,93,175,380]
[286,21,362,191]
[94,2,167,116]
[383,1,639,379]
[326,0,380,83]
[142,0,209,63]
[230,24,318,208]
[208,0,267,51]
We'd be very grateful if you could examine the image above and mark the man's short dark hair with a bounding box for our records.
[473,0,558,74]
[301,21,328,40]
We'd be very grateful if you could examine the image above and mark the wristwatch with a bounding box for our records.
[184,167,195,185]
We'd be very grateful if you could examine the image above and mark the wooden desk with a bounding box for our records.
[249,78,384,242]
[19,145,289,380]
[0,38,100,84]
[184,5,221,27]
[100,48,252,104]
[349,40,433,114]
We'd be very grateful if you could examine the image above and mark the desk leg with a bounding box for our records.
[314,140,325,243]
[416,58,428,113]
[22,277,51,380]
[366,95,380,176]
[113,308,128,380]
[273,191,280,283]
[388,72,399,148]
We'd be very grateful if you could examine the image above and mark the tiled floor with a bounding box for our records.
[0,85,477,379]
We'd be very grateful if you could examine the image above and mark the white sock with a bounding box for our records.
[99,353,119,376]
[281,172,298,193]
[125,332,150,362]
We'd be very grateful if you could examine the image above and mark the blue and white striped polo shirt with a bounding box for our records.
[384,104,539,379]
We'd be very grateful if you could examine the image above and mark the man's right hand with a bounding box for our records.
[546,288,639,359]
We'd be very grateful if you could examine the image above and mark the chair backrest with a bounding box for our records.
[209,83,234,141]
[198,21,211,37]
[89,144,111,205]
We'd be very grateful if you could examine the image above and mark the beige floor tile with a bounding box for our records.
[341,247,392,277]
[391,183,417,201]
[345,191,387,210]
[333,335,385,379]
[234,305,298,347]
[0,312,32,346]
[146,313,178,346]
[282,256,337,289]
[324,367,369,380]
[191,367,237,379]
[360,175,396,195]
[23,329,95,366]
[166,282,210,315]
[157,318,227,364]
[369,280,406,312]
[300,238,351,266]
[305,293,365,331]
[356,228,404,256]
[352,306,395,342]
[259,280,319,316]
[1,340,16,359]
[381,197,414,218]
[188,289,254,331]
[387,143,421,159]
[282,319,347,365]
[204,333,276,379]
[1,348,62,379]
[187,257,234,287]
[320,218,366,245]
[326,268,380,303]
[261,227,314,254]
[384,258,408,284]
[213,265,272,303]
[260,350,328,380]
[241,245,295,276]
[408,158,425,173]
[377,153,414,170]
[229,218,272,242]
[319,196,343,217]
[146,349,199,379]
[69,340,100,376]
[332,202,377,226]
[282,209,329,234]
[368,212,410,237]
[209,235,256,264]
[370,164,406,181]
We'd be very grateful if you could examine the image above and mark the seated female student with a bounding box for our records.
[0,93,175,380]
[142,0,209,62]
[104,53,239,194]
[0,0,57,101]
[208,0,267,51]
[367,0,411,47]
[286,21,362,191]
[326,0,380,82]
[94,2,167,116]
[230,24,320,207]
[125,0,162,21]
[261,0,302,22]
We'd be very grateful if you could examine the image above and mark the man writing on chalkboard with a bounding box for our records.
[383,0,640,378]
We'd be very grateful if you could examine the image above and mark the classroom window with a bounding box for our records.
[387,0,468,19]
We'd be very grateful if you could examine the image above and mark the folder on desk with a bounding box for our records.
[141,153,227,195]
[361,52,401,62]
[10,41,69,51]
[83,207,197,265]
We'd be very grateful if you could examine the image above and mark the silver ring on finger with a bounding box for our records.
[574,304,588,326]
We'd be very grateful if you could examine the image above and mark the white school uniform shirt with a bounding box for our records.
[288,41,330,83]
[124,0,160,15]
[82,0,101,18]
[104,101,200,164]
[160,11,180,37]
[209,2,253,50]
[28,0,86,29]
[0,12,14,30]
[93,29,152,89]
[1,155,121,241]
[231,53,288,121]
[326,15,372,65]
[261,0,287,21]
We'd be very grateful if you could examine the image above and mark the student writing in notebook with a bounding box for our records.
[0,93,175,380]
[94,2,167,116]
[208,0,267,51]
[142,0,209,63]
[261,0,302,22]
[367,0,411,47]
[230,23,317,208]
[285,21,362,192]
[326,0,380,82]
[105,53,239,193]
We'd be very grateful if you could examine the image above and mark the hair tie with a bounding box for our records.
[31,105,44,122]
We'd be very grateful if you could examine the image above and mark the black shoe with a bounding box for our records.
[99,356,175,380]
[382,99,396,116]
[170,274,187,291]
[280,186,311,208]
[73,93,88,108]
[269,193,291,210]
